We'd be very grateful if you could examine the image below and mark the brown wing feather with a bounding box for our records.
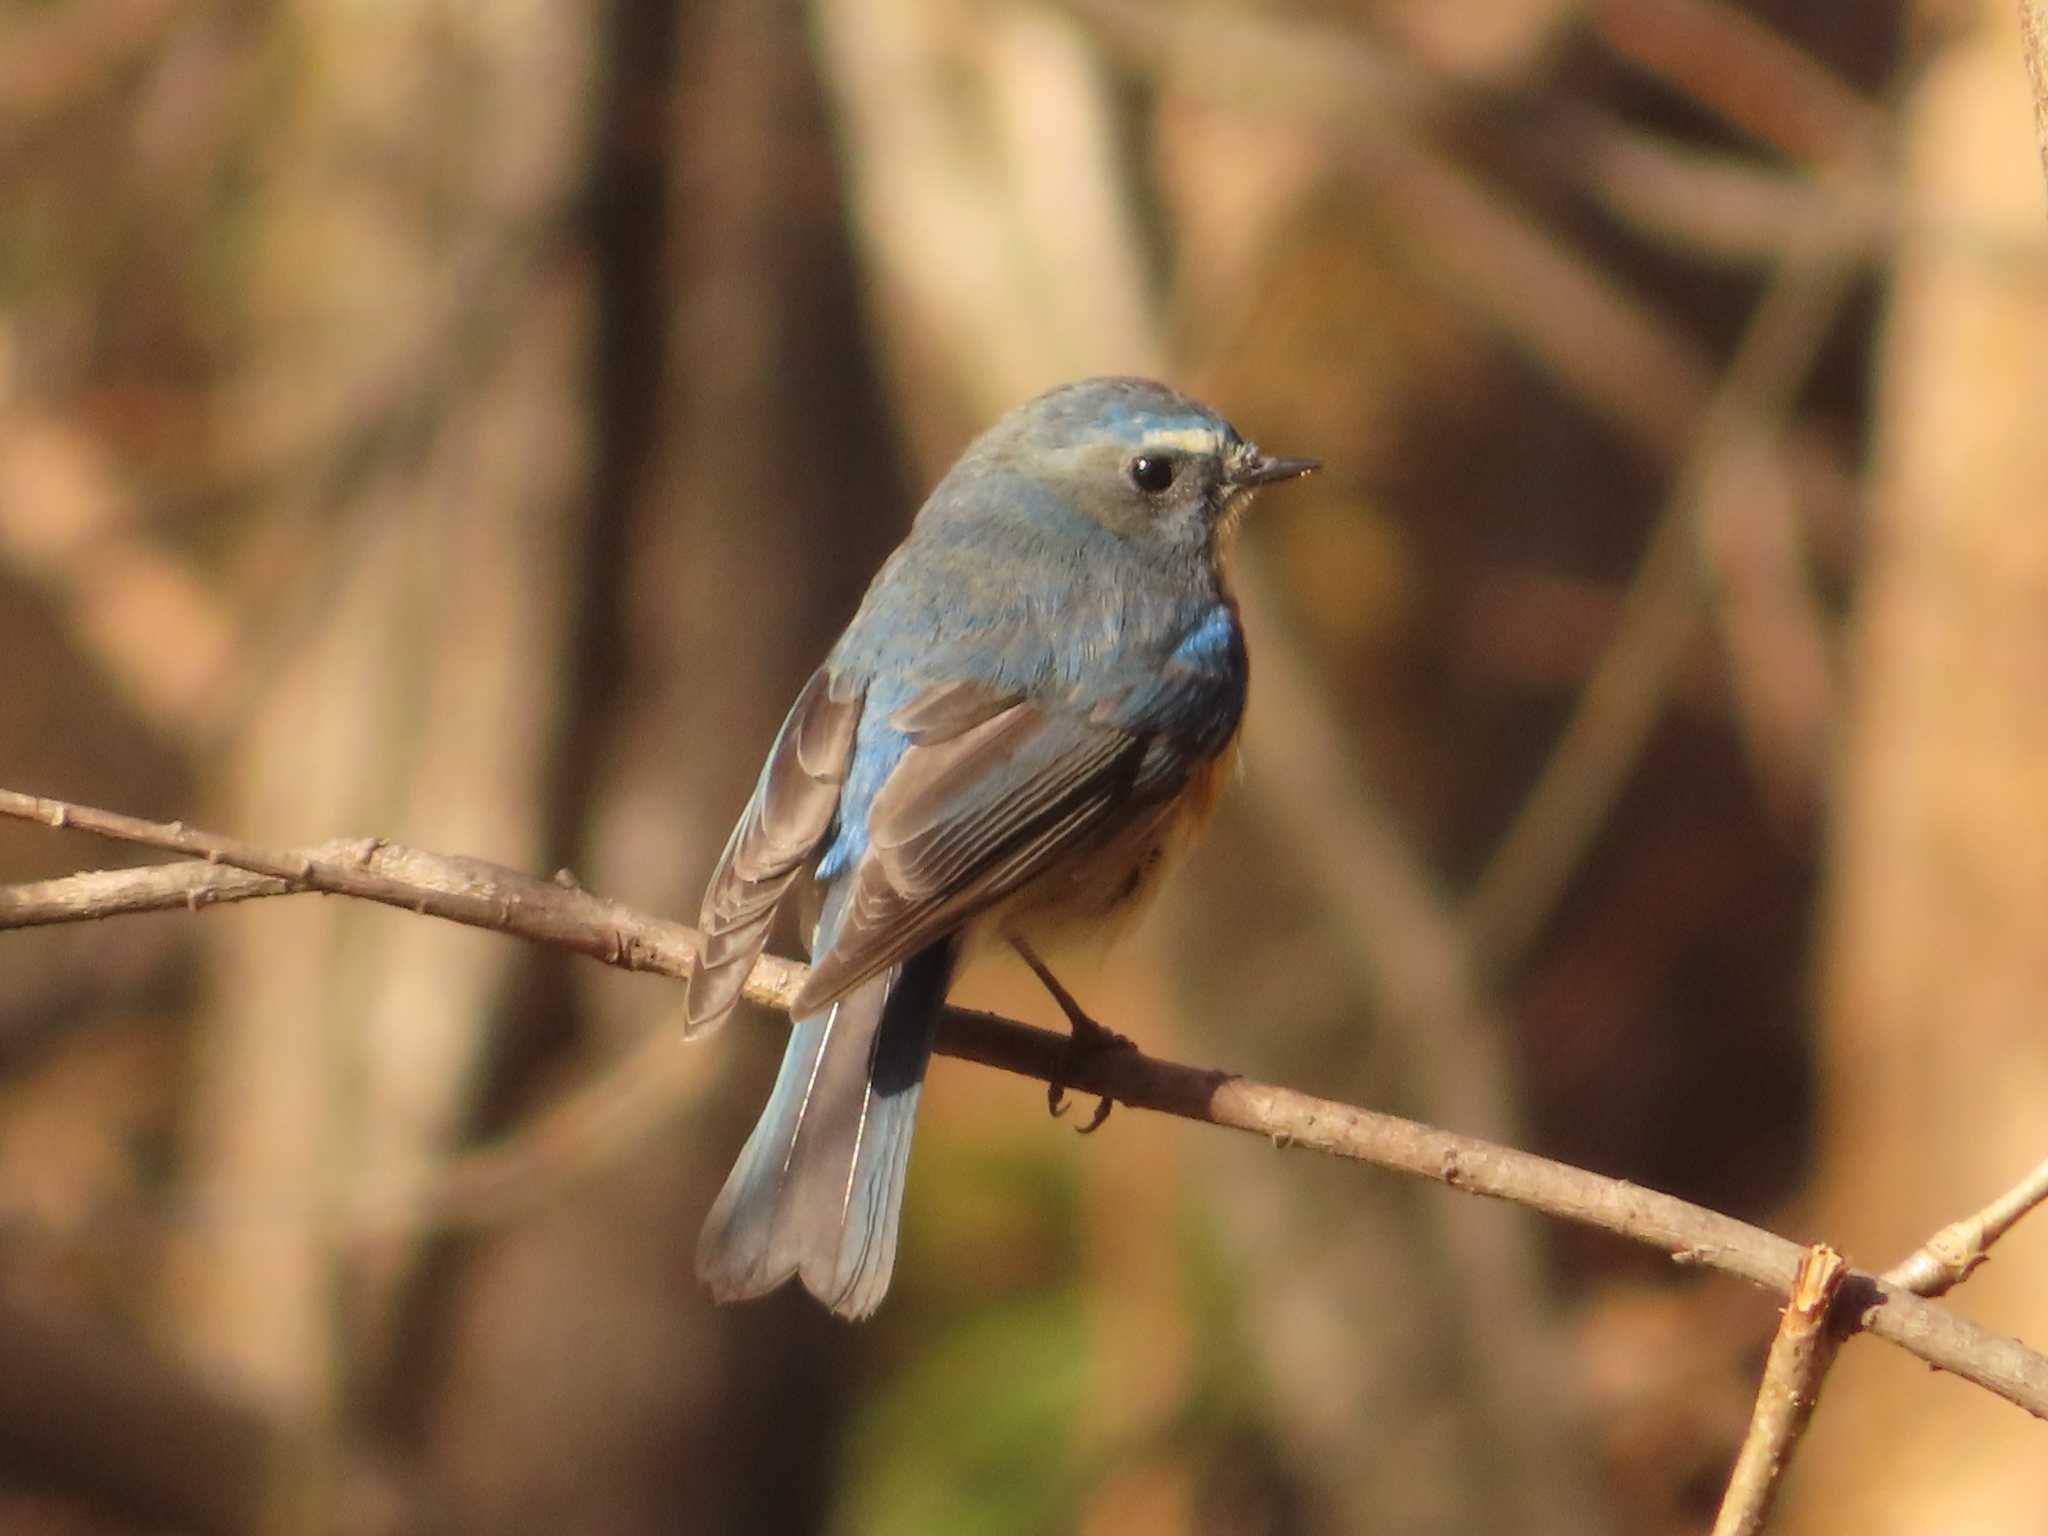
[874,719,1133,899]
[886,675,1019,745]
[792,699,1152,1011]
[685,668,863,1036]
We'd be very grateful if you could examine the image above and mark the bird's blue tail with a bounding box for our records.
[695,941,956,1319]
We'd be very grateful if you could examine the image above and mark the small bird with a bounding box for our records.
[684,376,1317,1318]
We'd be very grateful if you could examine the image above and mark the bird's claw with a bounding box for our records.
[1048,1079,1071,1119]
[1013,938,1132,1134]
[1045,1022,1134,1133]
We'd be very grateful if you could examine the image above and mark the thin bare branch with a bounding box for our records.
[1,859,296,923]
[1711,1244,1850,1536]
[4,785,2048,1422]
[1884,1155,2048,1298]
[0,787,807,1007]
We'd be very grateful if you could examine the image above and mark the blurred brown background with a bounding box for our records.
[2,0,2045,1532]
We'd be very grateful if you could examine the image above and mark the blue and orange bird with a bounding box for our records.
[683,377,1317,1318]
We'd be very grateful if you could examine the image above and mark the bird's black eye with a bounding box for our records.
[1128,454,1177,493]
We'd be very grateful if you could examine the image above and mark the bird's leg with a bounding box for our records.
[1011,938,1132,1134]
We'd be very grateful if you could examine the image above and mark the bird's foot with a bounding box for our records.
[1056,1028,1138,1138]
[1046,1021,1135,1133]
[1012,937,1133,1132]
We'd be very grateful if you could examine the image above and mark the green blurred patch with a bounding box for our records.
[834,1288,1091,1536]
[896,1110,1086,1304]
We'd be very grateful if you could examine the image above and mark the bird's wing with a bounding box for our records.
[793,677,1188,1013]
[685,666,864,1036]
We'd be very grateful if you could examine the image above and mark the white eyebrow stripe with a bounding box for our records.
[1140,426,1221,456]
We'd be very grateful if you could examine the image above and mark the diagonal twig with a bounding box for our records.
[4,785,2048,1422]
[1884,1155,2048,1298]
[1710,1244,1851,1536]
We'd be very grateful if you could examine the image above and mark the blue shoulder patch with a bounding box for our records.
[1169,605,1241,673]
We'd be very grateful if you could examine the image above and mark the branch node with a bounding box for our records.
[1881,1154,2048,1297]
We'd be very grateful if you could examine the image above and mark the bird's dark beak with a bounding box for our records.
[1228,451,1321,487]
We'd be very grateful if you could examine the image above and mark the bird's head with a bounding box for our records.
[964,377,1318,557]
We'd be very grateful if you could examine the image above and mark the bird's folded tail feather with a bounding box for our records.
[694,940,956,1319]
